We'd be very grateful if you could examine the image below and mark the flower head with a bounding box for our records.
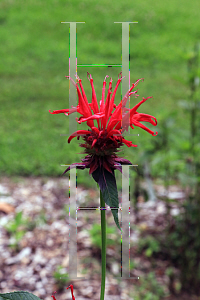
[51,291,57,300]
[51,286,75,300]
[49,72,157,179]
[49,73,157,230]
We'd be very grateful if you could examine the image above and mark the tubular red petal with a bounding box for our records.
[66,285,75,300]
[106,76,141,130]
[78,78,92,115]
[87,72,99,114]
[119,96,153,132]
[77,112,105,124]
[68,130,91,143]
[107,129,122,139]
[67,106,78,115]
[107,101,122,132]
[49,109,69,114]
[114,115,130,132]
[122,138,138,147]
[91,138,97,149]
[102,78,112,129]
[76,85,88,115]
[121,82,136,110]
[76,83,94,128]
[100,75,109,128]
[132,120,157,136]
[76,84,91,116]
[87,74,100,128]
[134,113,157,126]
[91,127,100,135]
[101,76,108,111]
[129,97,153,116]
[63,106,78,116]
[129,89,139,98]
[119,79,145,118]
[106,75,123,127]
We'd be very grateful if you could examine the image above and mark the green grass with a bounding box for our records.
[0,0,200,188]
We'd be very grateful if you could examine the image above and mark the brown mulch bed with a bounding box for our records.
[0,176,199,300]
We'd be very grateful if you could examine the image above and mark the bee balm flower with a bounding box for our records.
[49,72,157,178]
[49,73,157,229]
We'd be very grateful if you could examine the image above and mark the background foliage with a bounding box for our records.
[1,0,200,188]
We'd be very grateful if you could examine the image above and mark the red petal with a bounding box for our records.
[107,78,144,131]
[68,130,91,143]
[121,82,136,110]
[91,127,100,135]
[91,139,97,149]
[121,78,144,110]
[102,79,112,129]
[107,74,123,123]
[107,101,122,132]
[66,285,75,300]
[78,78,93,116]
[107,129,122,139]
[133,112,157,126]
[129,97,153,116]
[76,82,94,128]
[87,73,99,114]
[100,75,109,128]
[77,112,105,124]
[49,109,69,114]
[89,80,100,127]
[122,138,137,147]
[132,119,157,136]
[114,116,130,132]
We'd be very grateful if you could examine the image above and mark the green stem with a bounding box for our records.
[100,188,106,300]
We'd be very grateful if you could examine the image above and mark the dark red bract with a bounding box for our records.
[49,72,157,179]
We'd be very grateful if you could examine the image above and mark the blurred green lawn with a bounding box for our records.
[0,0,200,189]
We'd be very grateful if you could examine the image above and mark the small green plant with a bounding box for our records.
[88,222,120,249]
[4,211,33,252]
[137,235,161,257]
[134,271,168,300]
[53,265,70,291]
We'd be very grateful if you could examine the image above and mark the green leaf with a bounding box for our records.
[0,291,42,300]
[102,177,121,231]
[92,166,122,232]
[15,211,23,224]
[97,168,121,230]
[145,248,153,257]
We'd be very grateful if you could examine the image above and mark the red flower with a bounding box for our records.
[49,72,157,180]
[66,285,75,300]
[51,291,57,300]
[51,285,75,300]
[50,73,157,230]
